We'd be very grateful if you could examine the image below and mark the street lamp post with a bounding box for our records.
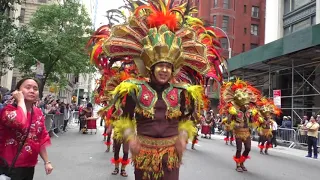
[211,26,232,81]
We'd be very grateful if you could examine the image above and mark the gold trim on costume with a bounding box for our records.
[133,135,180,180]
[234,128,251,141]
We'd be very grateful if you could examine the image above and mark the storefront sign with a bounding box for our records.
[273,90,281,107]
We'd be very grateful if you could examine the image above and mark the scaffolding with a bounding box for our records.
[230,46,320,126]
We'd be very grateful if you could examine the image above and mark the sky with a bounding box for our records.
[94,0,125,28]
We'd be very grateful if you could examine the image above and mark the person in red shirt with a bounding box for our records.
[0,78,53,180]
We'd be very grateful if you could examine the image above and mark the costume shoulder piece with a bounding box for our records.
[110,79,160,119]
[172,82,208,116]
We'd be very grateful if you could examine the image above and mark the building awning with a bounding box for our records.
[227,23,320,76]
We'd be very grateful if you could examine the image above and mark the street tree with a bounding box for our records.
[0,14,16,76]
[0,0,24,76]
[0,0,24,15]
[13,0,94,98]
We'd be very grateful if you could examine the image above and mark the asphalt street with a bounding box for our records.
[33,124,320,180]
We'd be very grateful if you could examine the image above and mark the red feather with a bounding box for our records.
[147,11,178,30]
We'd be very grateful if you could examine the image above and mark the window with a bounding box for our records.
[284,0,291,14]
[292,0,312,10]
[38,0,47,2]
[311,15,316,25]
[251,24,258,35]
[221,38,228,49]
[284,26,291,36]
[244,5,247,13]
[244,28,247,34]
[222,16,229,32]
[292,19,310,32]
[251,6,259,18]
[19,8,25,23]
[213,15,217,26]
[223,0,230,9]
[250,43,258,49]
[213,0,218,7]
[242,44,245,52]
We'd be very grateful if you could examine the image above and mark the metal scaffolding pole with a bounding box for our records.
[291,60,294,128]
[269,65,271,98]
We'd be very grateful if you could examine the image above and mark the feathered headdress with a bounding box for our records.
[219,78,281,128]
[101,0,226,79]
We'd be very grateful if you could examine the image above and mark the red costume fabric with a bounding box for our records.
[0,104,51,167]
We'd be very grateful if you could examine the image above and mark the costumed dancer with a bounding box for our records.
[86,25,134,176]
[257,98,281,155]
[219,79,265,172]
[191,116,200,150]
[201,112,213,139]
[88,1,226,179]
[222,116,234,145]
[258,119,272,155]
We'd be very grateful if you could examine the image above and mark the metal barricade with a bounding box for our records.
[275,128,296,148]
[54,114,64,132]
[318,132,320,146]
[295,128,308,146]
[44,114,59,138]
[296,130,320,148]
[71,111,79,123]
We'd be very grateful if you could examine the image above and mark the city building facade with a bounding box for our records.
[265,0,320,43]
[196,0,266,57]
[228,0,320,125]
[183,0,266,111]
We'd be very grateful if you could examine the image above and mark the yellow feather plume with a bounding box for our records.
[228,106,237,115]
[111,81,138,98]
[112,117,136,141]
[186,85,204,101]
[178,120,197,139]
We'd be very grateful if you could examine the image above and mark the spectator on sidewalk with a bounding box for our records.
[304,116,319,159]
[271,120,278,147]
[63,103,71,132]
[316,115,320,123]
[281,116,292,129]
[0,78,53,179]
[301,116,308,125]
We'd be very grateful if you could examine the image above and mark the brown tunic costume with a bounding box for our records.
[122,82,187,180]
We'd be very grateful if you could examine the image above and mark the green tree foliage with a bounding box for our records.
[0,0,24,15]
[13,0,94,97]
[0,14,15,76]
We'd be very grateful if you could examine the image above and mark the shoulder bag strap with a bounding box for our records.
[8,108,33,172]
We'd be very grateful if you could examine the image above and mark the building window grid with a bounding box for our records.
[311,15,316,25]
[213,0,218,7]
[284,0,314,14]
[213,15,217,27]
[251,24,258,36]
[284,15,315,36]
[251,6,259,18]
[223,0,230,9]
[221,38,228,49]
[222,16,229,32]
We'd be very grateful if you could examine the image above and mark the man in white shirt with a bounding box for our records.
[271,120,278,147]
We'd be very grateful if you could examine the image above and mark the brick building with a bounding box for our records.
[194,0,266,57]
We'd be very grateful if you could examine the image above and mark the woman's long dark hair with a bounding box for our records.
[15,78,41,90]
